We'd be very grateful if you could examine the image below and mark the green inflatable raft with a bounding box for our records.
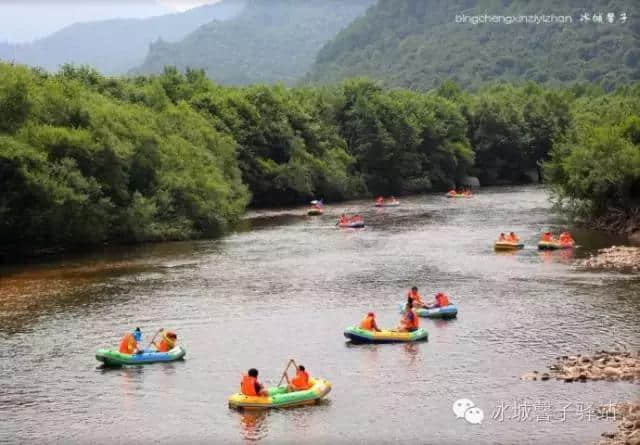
[96,345,186,366]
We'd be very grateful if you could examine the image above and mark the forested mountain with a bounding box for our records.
[0,0,245,75]
[134,0,375,85]
[308,0,640,91]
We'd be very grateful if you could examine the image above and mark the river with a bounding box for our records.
[0,186,638,444]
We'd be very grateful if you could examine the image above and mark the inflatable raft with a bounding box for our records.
[494,241,524,251]
[375,202,399,207]
[446,193,471,199]
[398,303,458,319]
[338,221,365,228]
[96,345,186,366]
[228,378,331,410]
[538,240,574,250]
[414,304,458,319]
[343,326,428,343]
[307,208,323,216]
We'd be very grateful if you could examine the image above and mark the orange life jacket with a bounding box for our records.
[359,315,375,331]
[560,233,573,243]
[155,331,177,352]
[408,290,422,305]
[541,233,553,242]
[403,309,419,330]
[241,375,258,396]
[436,293,450,307]
[118,333,137,354]
[291,370,310,390]
[507,234,518,242]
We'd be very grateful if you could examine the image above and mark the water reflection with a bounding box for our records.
[238,410,269,442]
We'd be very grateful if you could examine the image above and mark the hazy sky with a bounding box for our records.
[0,0,220,43]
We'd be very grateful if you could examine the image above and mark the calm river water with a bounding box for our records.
[0,186,638,444]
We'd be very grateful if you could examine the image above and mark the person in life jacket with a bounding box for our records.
[498,233,507,242]
[287,365,311,392]
[154,330,177,352]
[118,327,142,354]
[376,196,384,205]
[390,196,398,204]
[351,214,362,222]
[507,232,519,243]
[435,292,450,308]
[359,312,381,332]
[541,232,554,242]
[559,231,574,245]
[241,368,269,397]
[407,286,425,308]
[399,297,419,332]
[339,214,349,225]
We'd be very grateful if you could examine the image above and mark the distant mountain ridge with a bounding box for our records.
[0,0,246,75]
[307,0,640,91]
[134,0,376,85]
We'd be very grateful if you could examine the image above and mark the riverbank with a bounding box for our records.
[578,247,640,273]
[596,402,640,445]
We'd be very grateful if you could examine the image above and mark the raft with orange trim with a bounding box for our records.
[494,241,524,251]
[228,378,331,410]
[343,326,428,343]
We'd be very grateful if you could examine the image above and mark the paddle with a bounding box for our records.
[277,359,297,387]
[144,328,163,352]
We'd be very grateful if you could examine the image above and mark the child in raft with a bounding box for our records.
[287,365,311,392]
[153,330,178,352]
[338,214,349,225]
[351,214,363,223]
[498,233,507,242]
[398,297,419,332]
[241,368,269,397]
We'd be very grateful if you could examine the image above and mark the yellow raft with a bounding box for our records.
[494,241,524,251]
[228,378,331,410]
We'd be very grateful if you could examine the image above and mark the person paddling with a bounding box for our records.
[507,232,519,243]
[287,364,311,392]
[153,330,177,352]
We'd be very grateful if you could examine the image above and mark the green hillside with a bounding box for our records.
[134,0,375,85]
[308,0,640,91]
[0,0,245,75]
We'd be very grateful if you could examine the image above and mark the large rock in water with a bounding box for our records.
[460,176,480,188]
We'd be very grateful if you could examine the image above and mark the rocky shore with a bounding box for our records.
[578,247,640,273]
[522,351,639,445]
[596,402,640,445]
[521,351,640,383]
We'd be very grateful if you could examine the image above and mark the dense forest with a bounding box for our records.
[309,0,640,91]
[545,83,640,233]
[134,0,375,85]
[1,62,638,253]
[0,0,245,74]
